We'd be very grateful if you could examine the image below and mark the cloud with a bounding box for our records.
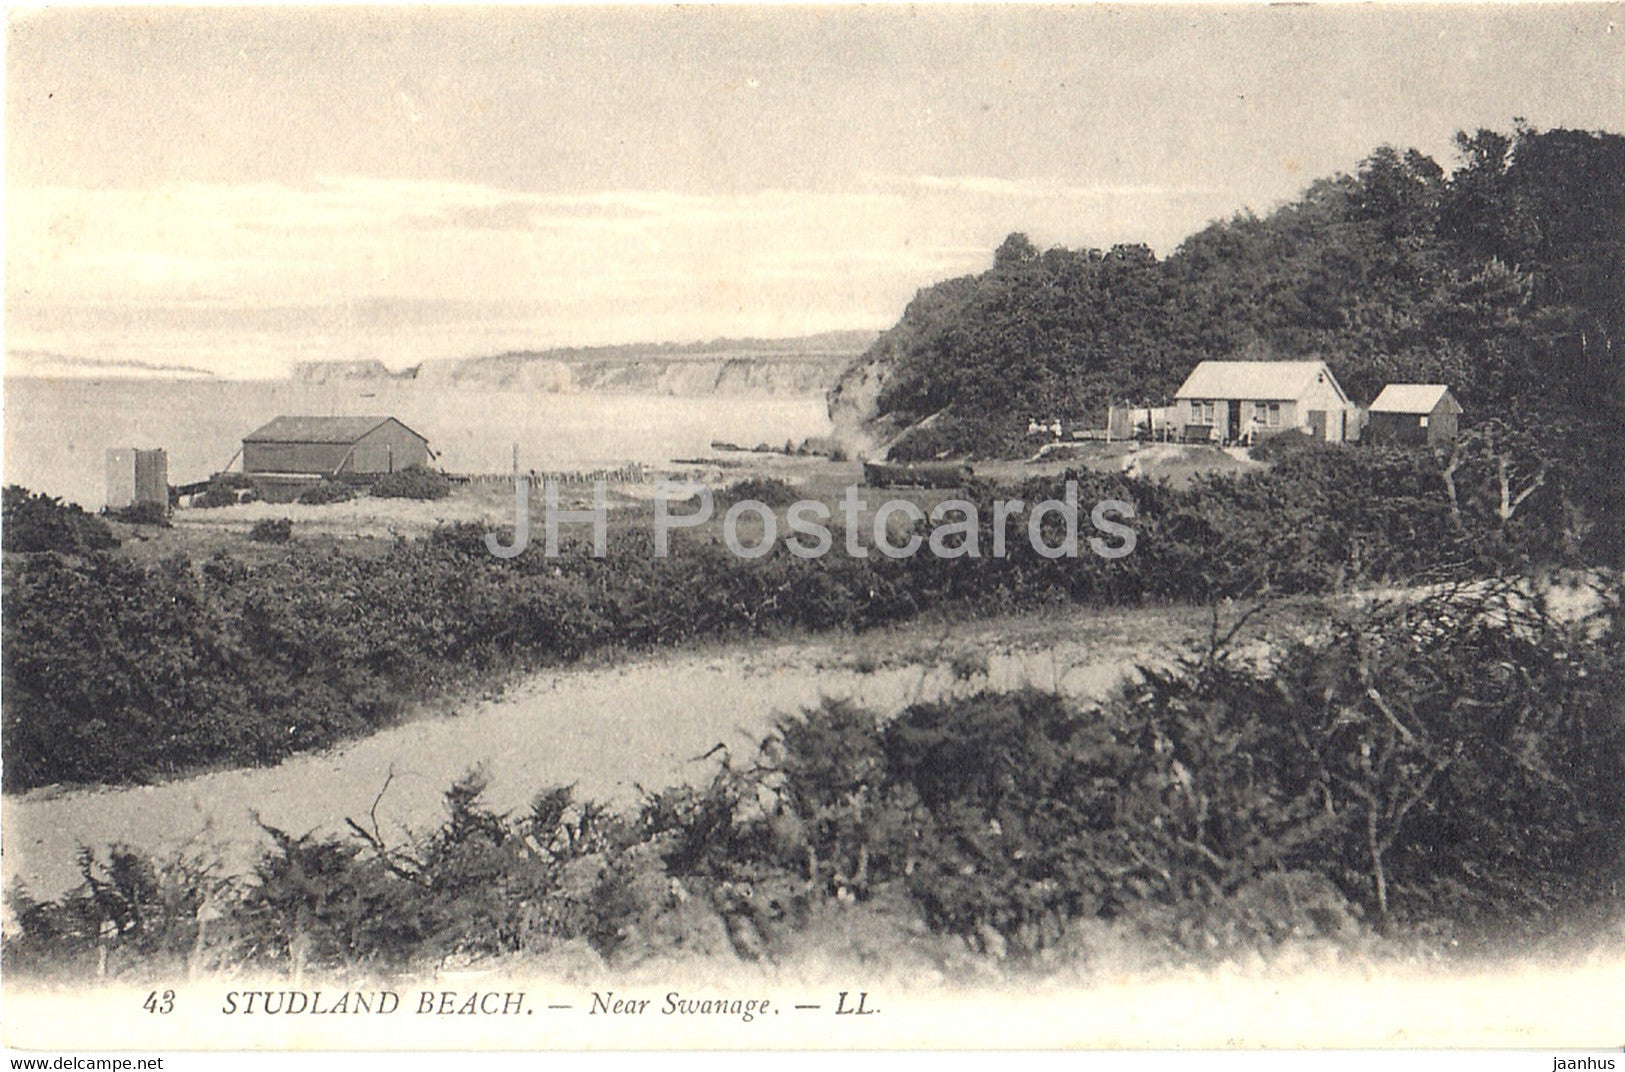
[863,173,1215,199]
[5,169,1248,376]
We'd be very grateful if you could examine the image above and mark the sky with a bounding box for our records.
[6,4,1624,377]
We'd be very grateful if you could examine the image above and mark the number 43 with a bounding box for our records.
[143,990,175,1014]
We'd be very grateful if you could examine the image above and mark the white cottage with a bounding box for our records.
[1173,360,1358,444]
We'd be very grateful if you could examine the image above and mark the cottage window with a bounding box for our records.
[1266,403,1281,427]
[1419,415,1429,428]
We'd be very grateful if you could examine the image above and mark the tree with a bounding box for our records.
[1440,416,1552,540]
[993,232,1039,270]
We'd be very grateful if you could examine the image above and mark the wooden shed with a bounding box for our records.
[1366,385,1462,449]
[242,416,430,479]
[1173,360,1359,444]
[105,448,169,512]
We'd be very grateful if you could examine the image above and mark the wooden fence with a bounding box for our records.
[452,463,652,487]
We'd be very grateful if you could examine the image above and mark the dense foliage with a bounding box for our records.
[193,473,256,509]
[7,581,1618,979]
[2,485,118,554]
[296,480,356,506]
[857,125,1623,473]
[248,518,294,544]
[721,476,799,507]
[105,502,171,527]
[370,466,451,501]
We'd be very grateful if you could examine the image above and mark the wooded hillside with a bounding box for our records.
[836,124,1623,459]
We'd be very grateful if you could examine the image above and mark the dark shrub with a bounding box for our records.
[370,467,451,501]
[887,411,1023,462]
[721,476,798,507]
[248,518,293,544]
[426,521,500,555]
[2,485,118,553]
[2,845,222,978]
[1248,428,1323,462]
[297,481,356,506]
[107,501,171,527]
[193,478,246,509]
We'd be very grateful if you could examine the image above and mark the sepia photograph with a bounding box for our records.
[2,2,1623,1059]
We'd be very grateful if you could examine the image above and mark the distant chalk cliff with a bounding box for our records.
[291,332,876,397]
[291,359,420,384]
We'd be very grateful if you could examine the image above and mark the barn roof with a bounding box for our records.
[1174,361,1348,404]
[1369,384,1461,415]
[243,415,427,444]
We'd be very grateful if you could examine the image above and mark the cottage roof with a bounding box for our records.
[1174,361,1347,403]
[1369,384,1461,415]
[243,415,426,444]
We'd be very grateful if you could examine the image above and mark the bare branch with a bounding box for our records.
[1365,687,1418,744]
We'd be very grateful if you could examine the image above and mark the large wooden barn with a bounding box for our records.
[1365,385,1462,449]
[1173,360,1359,444]
[242,416,431,480]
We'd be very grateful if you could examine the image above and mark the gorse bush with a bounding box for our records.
[106,501,171,527]
[296,481,356,506]
[370,466,450,501]
[2,485,118,554]
[721,477,798,507]
[248,518,293,544]
[661,580,1622,955]
[192,473,255,509]
[7,580,1617,979]
[1247,428,1324,463]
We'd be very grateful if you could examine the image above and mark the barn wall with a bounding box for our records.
[1180,391,1358,442]
[1427,406,1459,448]
[348,421,430,473]
[1175,398,1215,439]
[105,449,137,511]
[1277,400,1302,431]
[134,450,168,505]
[243,441,354,474]
[1367,412,1428,446]
[1298,373,1356,442]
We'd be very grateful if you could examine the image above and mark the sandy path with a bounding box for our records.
[2,608,1188,904]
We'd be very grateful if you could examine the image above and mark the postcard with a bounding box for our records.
[3,2,1622,1058]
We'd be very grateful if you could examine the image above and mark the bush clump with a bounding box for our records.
[370,466,450,501]
[1248,428,1325,463]
[193,474,255,509]
[721,476,798,507]
[248,518,293,544]
[106,501,171,527]
[886,411,1024,462]
[2,486,119,554]
[743,583,1624,953]
[296,481,356,506]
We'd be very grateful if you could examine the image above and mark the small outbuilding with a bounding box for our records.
[242,416,431,480]
[1173,360,1359,444]
[105,448,169,513]
[1365,385,1462,449]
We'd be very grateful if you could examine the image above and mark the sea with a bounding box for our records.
[1,377,834,509]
